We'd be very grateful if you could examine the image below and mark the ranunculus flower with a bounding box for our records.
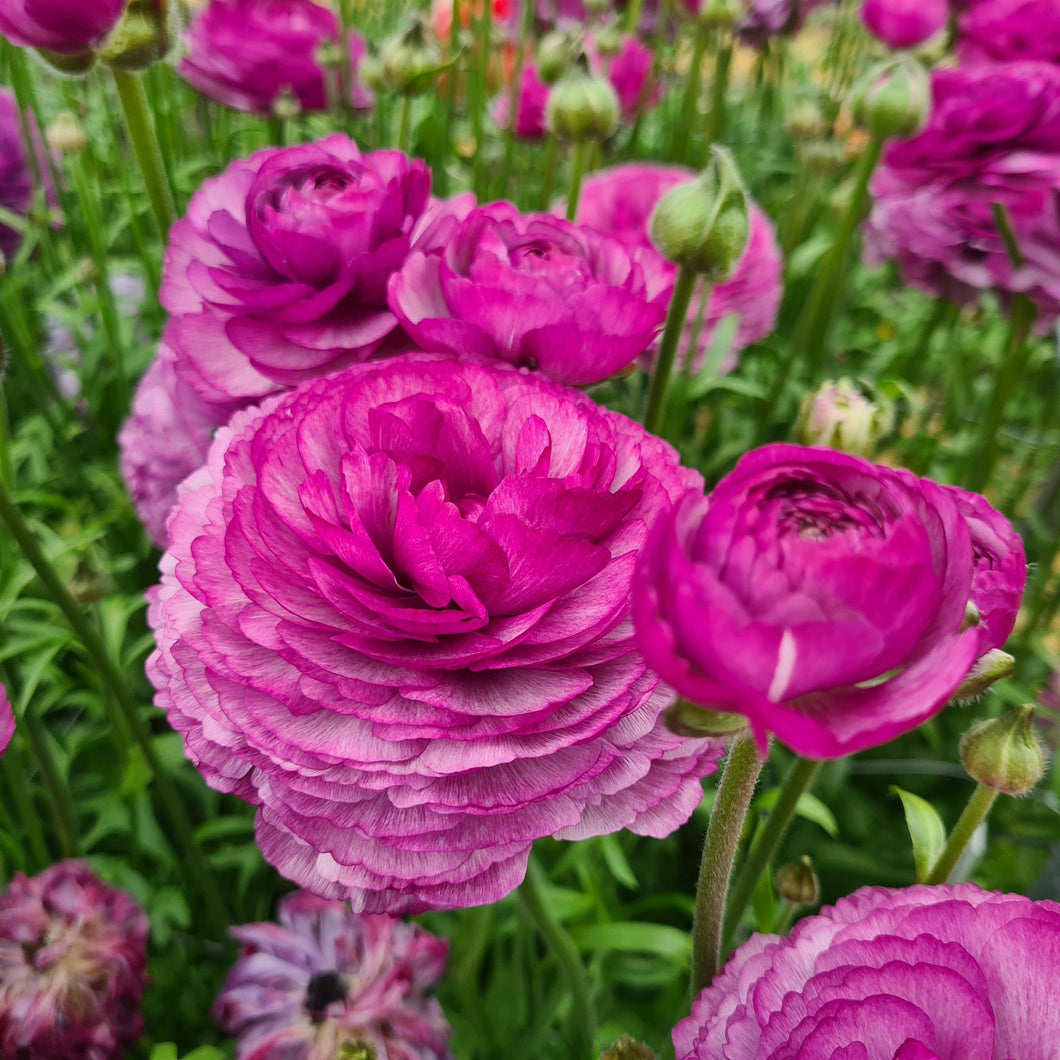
[0,683,13,758]
[738,0,835,44]
[0,0,123,54]
[493,62,549,140]
[674,883,1060,1058]
[944,486,1026,657]
[180,0,371,114]
[586,35,661,122]
[387,204,669,386]
[0,860,149,1059]
[148,354,724,912]
[575,164,782,374]
[959,0,1060,65]
[633,443,981,759]
[861,0,948,49]
[0,89,31,264]
[119,338,231,547]
[215,890,452,1060]
[866,62,1060,332]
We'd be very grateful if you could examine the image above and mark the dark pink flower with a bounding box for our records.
[866,63,1060,331]
[215,891,451,1060]
[493,63,549,140]
[861,0,948,49]
[633,443,981,759]
[387,203,668,386]
[739,0,836,43]
[675,883,1060,1058]
[0,0,123,54]
[148,354,723,912]
[0,860,149,1060]
[587,35,661,122]
[575,164,782,372]
[0,684,12,758]
[959,0,1060,65]
[0,89,31,263]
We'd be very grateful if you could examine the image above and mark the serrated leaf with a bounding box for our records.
[891,785,947,883]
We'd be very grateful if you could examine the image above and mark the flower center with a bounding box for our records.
[305,970,347,1020]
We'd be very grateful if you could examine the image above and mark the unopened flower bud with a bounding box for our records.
[602,1037,657,1060]
[46,112,88,155]
[537,30,580,85]
[338,1043,378,1060]
[595,24,624,58]
[35,48,97,75]
[272,88,302,122]
[98,0,172,71]
[75,257,101,286]
[665,698,747,738]
[786,100,827,141]
[851,56,930,141]
[952,649,1016,703]
[69,558,107,605]
[960,705,1045,796]
[359,54,386,92]
[962,601,981,633]
[316,39,345,70]
[696,0,743,29]
[775,856,820,906]
[799,140,847,176]
[380,20,442,96]
[649,146,750,280]
[795,378,893,457]
[546,65,620,142]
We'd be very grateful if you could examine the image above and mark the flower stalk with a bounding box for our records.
[643,266,699,434]
[925,783,998,885]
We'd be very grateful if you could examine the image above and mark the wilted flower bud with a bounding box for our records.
[380,19,442,96]
[45,111,87,155]
[602,1037,658,1060]
[546,64,620,142]
[795,378,894,457]
[649,146,750,280]
[98,0,172,71]
[537,30,580,84]
[953,648,1016,703]
[960,705,1045,796]
[775,856,821,906]
[665,698,748,738]
[696,0,744,29]
[851,56,930,141]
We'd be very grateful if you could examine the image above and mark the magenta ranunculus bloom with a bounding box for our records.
[674,883,1060,1058]
[387,204,669,386]
[959,0,1060,65]
[589,35,661,122]
[575,164,782,373]
[215,891,451,1060]
[0,0,123,54]
[148,354,724,912]
[0,683,12,758]
[739,0,836,44]
[944,486,1026,657]
[866,62,1060,331]
[0,89,31,264]
[633,443,981,759]
[180,0,370,115]
[861,0,948,49]
[0,860,149,1059]
[118,338,232,548]
[493,63,549,140]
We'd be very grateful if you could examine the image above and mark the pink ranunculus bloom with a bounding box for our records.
[0,89,31,264]
[944,486,1026,657]
[215,891,452,1060]
[0,683,13,758]
[861,0,948,49]
[0,0,123,54]
[866,62,1060,332]
[180,0,341,114]
[387,204,669,386]
[118,337,232,548]
[493,62,550,140]
[0,860,149,1059]
[674,883,1060,1059]
[959,0,1060,65]
[148,354,724,913]
[632,443,982,759]
[575,164,783,373]
[587,35,662,122]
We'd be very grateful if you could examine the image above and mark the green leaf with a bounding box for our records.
[751,862,777,933]
[598,834,639,891]
[755,789,839,838]
[891,785,947,883]
[570,922,691,964]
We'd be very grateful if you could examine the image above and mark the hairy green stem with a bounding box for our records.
[926,784,998,885]
[643,267,700,435]
[692,733,764,995]
[565,140,591,221]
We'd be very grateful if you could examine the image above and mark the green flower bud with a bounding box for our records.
[272,88,302,122]
[851,56,930,141]
[786,99,827,141]
[775,856,820,906]
[98,0,173,71]
[799,140,847,177]
[359,53,387,92]
[595,24,624,58]
[795,378,894,457]
[961,601,982,634]
[45,112,88,156]
[380,20,442,97]
[601,1037,657,1060]
[649,146,750,280]
[546,65,620,143]
[69,558,107,605]
[952,648,1016,703]
[338,1043,377,1060]
[696,0,743,29]
[35,48,96,75]
[75,257,101,286]
[960,705,1045,796]
[537,30,580,85]
[664,698,747,738]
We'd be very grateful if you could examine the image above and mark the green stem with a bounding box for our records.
[722,756,822,951]
[497,0,535,199]
[0,478,227,936]
[700,39,732,164]
[565,140,591,222]
[397,94,413,154]
[18,698,81,858]
[540,134,559,211]
[470,0,493,200]
[643,266,699,435]
[674,27,710,164]
[111,68,176,238]
[692,733,765,995]
[625,0,645,31]
[0,739,50,868]
[925,784,998,885]
[519,856,597,1058]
